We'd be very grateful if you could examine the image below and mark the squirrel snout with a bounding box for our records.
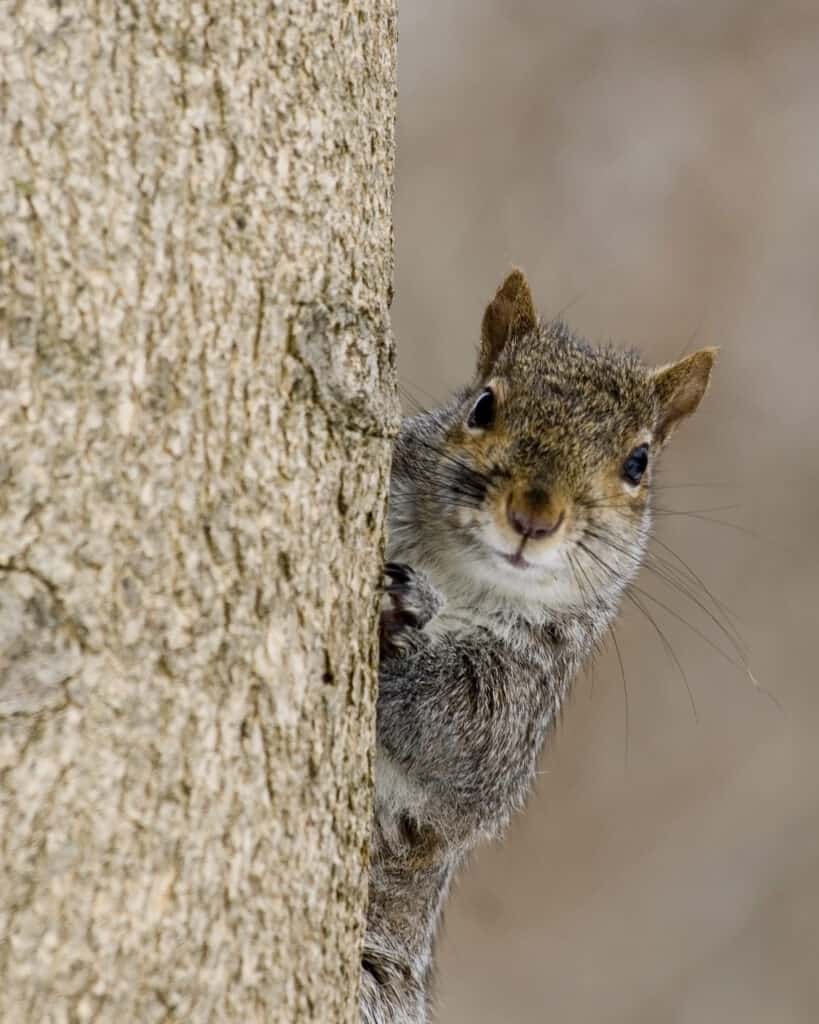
[506,489,566,541]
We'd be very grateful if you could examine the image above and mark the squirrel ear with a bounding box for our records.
[478,269,537,378]
[652,347,718,444]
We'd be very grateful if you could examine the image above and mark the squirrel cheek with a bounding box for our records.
[593,466,648,511]
[451,502,484,530]
[487,493,513,541]
[618,477,651,511]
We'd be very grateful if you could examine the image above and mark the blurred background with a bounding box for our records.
[393,2,819,1021]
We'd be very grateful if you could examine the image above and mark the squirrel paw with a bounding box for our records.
[380,562,443,657]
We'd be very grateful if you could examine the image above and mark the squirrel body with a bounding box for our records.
[360,272,715,1023]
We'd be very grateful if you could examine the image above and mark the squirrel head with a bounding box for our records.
[407,270,716,612]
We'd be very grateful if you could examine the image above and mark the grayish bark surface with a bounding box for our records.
[0,2,397,1020]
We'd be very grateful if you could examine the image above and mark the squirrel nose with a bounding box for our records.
[507,491,565,540]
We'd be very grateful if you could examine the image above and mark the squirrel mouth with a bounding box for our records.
[503,553,531,569]
[496,540,533,570]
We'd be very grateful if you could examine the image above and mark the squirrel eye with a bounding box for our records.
[622,444,649,485]
[468,388,496,430]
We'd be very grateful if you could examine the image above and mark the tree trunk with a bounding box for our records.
[0,2,397,1021]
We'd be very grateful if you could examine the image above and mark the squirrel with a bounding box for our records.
[360,270,716,1024]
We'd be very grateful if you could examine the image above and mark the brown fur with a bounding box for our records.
[478,269,537,380]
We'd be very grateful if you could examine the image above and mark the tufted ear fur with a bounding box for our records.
[478,269,537,379]
[652,347,717,444]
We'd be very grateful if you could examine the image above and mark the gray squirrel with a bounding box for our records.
[360,270,716,1023]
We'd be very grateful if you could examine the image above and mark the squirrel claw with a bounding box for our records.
[384,561,412,588]
[379,563,443,657]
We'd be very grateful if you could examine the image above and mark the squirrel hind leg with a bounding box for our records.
[360,954,428,1024]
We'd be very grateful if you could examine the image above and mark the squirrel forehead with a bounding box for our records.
[492,324,655,439]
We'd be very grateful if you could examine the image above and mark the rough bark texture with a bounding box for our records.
[0,2,397,1021]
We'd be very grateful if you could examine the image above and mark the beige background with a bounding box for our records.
[393,2,819,1021]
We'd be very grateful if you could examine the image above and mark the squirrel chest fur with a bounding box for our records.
[360,270,716,1024]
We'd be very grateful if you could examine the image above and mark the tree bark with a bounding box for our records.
[0,2,397,1021]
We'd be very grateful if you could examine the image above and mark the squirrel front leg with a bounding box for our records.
[377,629,532,836]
